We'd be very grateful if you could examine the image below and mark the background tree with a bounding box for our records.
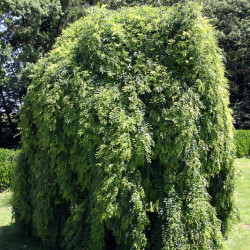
[0,0,90,148]
[203,0,249,129]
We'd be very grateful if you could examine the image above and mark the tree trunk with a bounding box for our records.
[0,86,16,134]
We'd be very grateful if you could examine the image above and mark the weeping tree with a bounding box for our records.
[12,3,237,249]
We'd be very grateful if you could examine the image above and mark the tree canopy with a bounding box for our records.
[12,4,237,249]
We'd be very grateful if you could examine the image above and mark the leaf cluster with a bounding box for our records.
[235,130,250,158]
[0,148,20,192]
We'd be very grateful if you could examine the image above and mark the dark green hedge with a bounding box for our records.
[235,130,250,158]
[0,148,20,191]
[12,4,237,249]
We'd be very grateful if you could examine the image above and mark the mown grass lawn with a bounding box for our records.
[0,158,249,249]
[223,158,250,250]
[0,192,46,249]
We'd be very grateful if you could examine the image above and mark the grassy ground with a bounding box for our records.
[223,158,250,250]
[0,158,249,249]
[0,192,46,250]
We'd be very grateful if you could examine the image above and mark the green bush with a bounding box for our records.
[0,148,20,191]
[235,130,250,157]
[12,4,237,249]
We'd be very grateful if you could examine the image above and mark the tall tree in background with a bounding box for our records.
[203,0,249,129]
[0,0,90,148]
[0,0,249,148]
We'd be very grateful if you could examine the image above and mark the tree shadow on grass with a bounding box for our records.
[0,224,46,250]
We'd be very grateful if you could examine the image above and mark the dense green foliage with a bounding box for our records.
[12,4,237,249]
[0,148,20,191]
[235,130,250,158]
[1,0,249,148]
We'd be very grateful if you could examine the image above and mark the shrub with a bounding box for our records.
[12,4,237,249]
[235,130,250,157]
[0,148,20,191]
